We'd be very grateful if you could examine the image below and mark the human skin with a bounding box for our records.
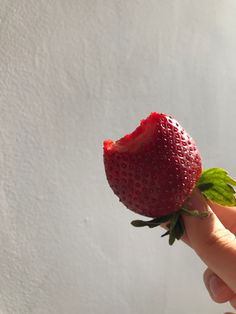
[181,188,236,310]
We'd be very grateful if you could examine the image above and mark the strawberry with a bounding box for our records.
[103,112,236,245]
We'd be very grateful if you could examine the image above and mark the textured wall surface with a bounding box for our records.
[0,1,236,313]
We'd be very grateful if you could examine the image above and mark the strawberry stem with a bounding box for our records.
[180,207,210,218]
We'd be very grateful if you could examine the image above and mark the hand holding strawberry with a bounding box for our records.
[182,189,236,310]
[103,112,236,245]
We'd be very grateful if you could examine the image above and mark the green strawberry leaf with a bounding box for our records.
[174,217,185,240]
[168,212,180,245]
[197,168,236,206]
[161,229,170,237]
[167,213,185,245]
[131,214,172,228]
[131,213,185,245]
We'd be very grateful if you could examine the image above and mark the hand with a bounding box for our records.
[182,188,236,310]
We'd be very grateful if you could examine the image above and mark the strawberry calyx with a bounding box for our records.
[131,167,236,245]
[131,208,208,245]
[131,211,185,245]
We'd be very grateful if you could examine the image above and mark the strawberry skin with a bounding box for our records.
[103,112,202,218]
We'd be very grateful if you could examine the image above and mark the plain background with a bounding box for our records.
[0,1,236,313]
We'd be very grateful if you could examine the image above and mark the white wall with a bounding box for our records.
[0,1,236,313]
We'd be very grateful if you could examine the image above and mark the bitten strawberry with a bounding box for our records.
[103,112,236,245]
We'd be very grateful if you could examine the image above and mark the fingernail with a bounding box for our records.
[209,275,226,298]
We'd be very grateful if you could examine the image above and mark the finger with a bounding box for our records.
[229,294,236,309]
[203,268,235,303]
[207,201,236,234]
[182,188,236,293]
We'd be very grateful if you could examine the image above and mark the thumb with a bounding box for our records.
[182,188,236,293]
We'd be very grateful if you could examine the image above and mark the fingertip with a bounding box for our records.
[204,269,235,304]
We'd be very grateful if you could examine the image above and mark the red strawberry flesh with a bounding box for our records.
[104,112,202,218]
